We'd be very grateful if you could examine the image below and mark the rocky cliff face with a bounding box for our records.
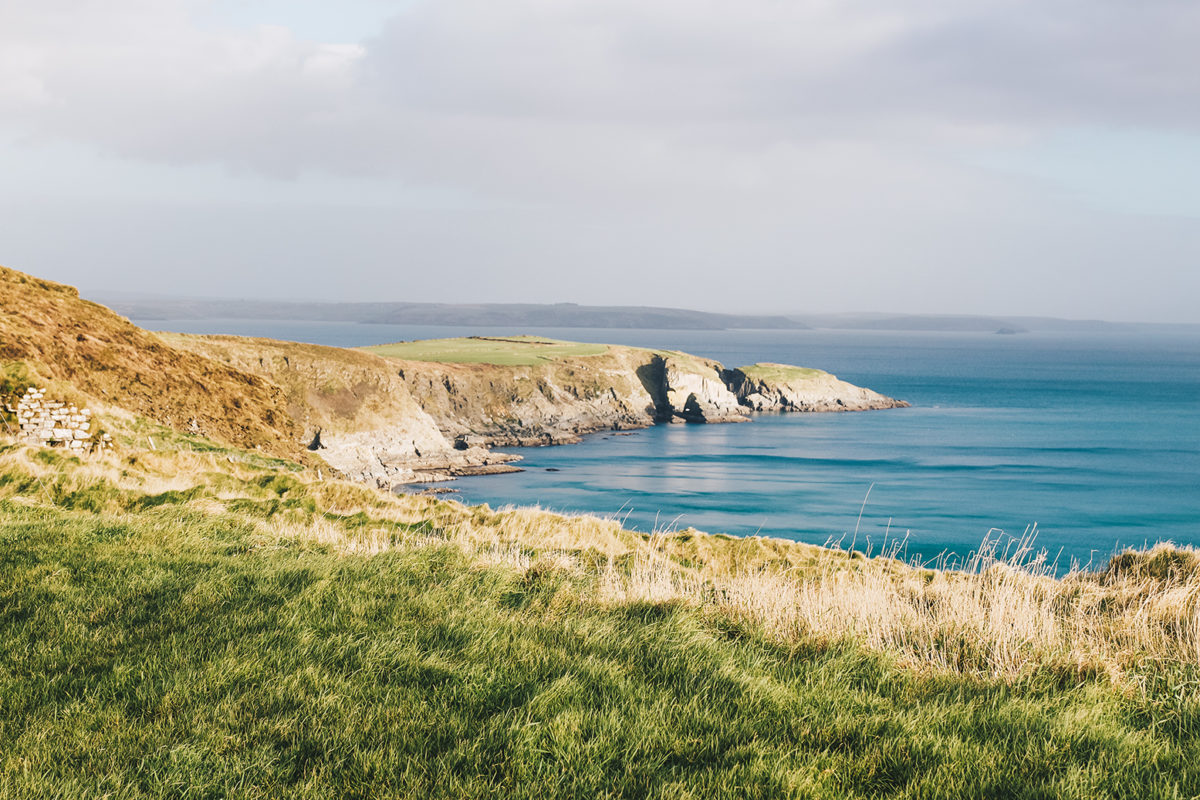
[723,363,910,412]
[179,338,909,487]
[168,335,519,487]
[659,353,748,423]
[392,346,663,447]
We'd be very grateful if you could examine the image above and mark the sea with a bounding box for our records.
[137,318,1200,568]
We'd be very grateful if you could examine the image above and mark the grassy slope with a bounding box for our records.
[3,267,1197,796]
[1,445,1199,798]
[364,336,609,366]
[0,266,300,456]
[2,508,1194,798]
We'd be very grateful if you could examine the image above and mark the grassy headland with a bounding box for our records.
[364,335,609,366]
[737,363,824,382]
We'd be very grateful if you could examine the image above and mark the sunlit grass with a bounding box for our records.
[363,335,609,365]
[2,441,1200,796]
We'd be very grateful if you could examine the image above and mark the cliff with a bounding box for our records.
[2,266,908,489]
[163,334,519,486]
[724,363,910,412]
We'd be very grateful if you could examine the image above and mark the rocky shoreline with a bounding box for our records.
[368,347,906,486]
[167,333,908,489]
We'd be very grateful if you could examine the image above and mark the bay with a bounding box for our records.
[137,318,1200,566]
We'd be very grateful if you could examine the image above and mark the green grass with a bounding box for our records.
[363,336,609,366]
[737,363,825,383]
[2,495,1199,797]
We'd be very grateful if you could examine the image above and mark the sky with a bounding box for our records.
[1,1,1199,322]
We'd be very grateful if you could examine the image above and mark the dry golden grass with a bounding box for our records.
[4,435,1198,688]
[601,528,1200,683]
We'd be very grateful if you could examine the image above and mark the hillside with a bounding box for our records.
[95,295,808,330]
[98,292,1197,332]
[0,266,300,455]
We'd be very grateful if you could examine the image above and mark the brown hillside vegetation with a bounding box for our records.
[0,265,300,455]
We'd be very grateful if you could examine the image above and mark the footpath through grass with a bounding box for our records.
[2,495,1199,798]
[364,336,608,366]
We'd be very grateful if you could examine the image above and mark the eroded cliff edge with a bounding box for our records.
[177,335,908,487]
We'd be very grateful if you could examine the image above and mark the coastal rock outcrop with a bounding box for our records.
[392,346,662,447]
[723,363,909,412]
[659,354,748,423]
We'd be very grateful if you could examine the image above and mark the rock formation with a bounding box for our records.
[658,353,747,423]
[723,364,910,412]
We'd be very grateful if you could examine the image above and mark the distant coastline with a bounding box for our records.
[93,293,1199,334]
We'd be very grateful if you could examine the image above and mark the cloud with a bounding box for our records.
[5,0,1200,179]
[1,0,1198,320]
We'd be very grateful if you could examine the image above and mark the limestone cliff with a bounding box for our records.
[723,363,910,412]
[167,335,519,487]
[389,346,663,447]
[659,353,747,423]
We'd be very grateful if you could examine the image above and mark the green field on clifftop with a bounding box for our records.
[364,335,609,366]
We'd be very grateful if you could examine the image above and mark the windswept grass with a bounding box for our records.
[604,530,1200,688]
[2,441,1200,796]
[364,336,609,366]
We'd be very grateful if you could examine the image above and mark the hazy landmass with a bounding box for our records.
[95,296,807,331]
[95,293,1199,333]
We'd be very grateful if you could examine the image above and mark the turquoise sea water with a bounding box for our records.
[142,319,1200,566]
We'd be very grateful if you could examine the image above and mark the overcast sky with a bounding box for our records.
[2,0,1199,321]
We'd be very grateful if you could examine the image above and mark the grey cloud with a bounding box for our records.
[7,0,1200,179]
[1,0,1198,321]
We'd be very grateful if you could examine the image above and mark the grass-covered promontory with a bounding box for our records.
[2,441,1200,798]
[364,335,609,366]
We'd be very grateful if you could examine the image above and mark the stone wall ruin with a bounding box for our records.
[3,387,113,452]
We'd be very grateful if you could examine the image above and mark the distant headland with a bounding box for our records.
[91,293,1196,333]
